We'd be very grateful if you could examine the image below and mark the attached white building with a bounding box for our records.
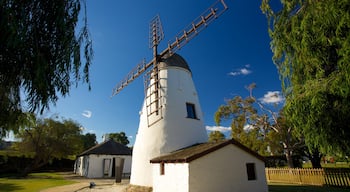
[150,139,268,192]
[74,139,132,178]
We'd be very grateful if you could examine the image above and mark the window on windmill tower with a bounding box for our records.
[186,103,197,119]
[246,163,257,181]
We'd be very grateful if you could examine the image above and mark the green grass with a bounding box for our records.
[269,183,350,192]
[0,172,76,192]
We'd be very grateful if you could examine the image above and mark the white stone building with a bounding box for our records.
[150,139,268,192]
[74,139,132,178]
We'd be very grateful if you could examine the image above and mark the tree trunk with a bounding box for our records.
[283,142,294,168]
[285,149,294,168]
[20,156,48,177]
[310,149,322,168]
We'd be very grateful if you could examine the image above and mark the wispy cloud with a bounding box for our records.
[244,124,254,131]
[82,110,92,118]
[228,64,252,77]
[259,91,285,104]
[206,125,231,132]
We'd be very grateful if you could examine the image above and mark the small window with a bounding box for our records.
[186,103,197,119]
[160,162,165,175]
[246,163,256,180]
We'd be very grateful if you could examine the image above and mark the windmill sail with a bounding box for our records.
[111,0,228,97]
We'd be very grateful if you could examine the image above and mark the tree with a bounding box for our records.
[215,84,305,167]
[108,132,130,146]
[14,114,83,176]
[0,0,93,135]
[261,0,350,155]
[208,131,226,143]
[81,133,97,151]
[215,93,272,156]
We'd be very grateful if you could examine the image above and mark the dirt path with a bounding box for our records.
[40,172,129,192]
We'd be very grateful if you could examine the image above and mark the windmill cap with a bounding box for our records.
[159,53,192,74]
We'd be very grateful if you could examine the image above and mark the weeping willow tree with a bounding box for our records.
[0,0,93,135]
[261,0,350,155]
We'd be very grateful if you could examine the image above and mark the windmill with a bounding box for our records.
[111,0,228,188]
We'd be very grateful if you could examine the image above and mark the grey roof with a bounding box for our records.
[150,139,265,163]
[78,139,132,156]
[159,53,191,73]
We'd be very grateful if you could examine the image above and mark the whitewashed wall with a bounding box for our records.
[75,154,132,178]
[130,64,208,187]
[188,145,268,192]
[152,163,189,192]
[151,144,267,192]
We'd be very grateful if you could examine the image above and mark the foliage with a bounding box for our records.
[215,84,307,167]
[80,133,97,151]
[0,172,76,192]
[0,0,93,136]
[14,114,83,176]
[261,0,350,154]
[108,132,130,146]
[208,131,226,143]
[215,93,276,156]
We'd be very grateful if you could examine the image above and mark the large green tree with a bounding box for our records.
[261,0,350,154]
[0,0,93,136]
[215,94,273,156]
[215,84,306,167]
[80,133,97,151]
[108,132,130,146]
[14,114,83,176]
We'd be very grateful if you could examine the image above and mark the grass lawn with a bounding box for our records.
[0,172,76,192]
[269,183,350,192]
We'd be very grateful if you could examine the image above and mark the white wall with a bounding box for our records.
[188,145,268,192]
[74,156,84,176]
[152,163,189,192]
[130,65,208,186]
[76,155,132,178]
[152,144,267,192]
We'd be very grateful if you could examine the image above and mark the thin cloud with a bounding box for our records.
[206,125,231,132]
[82,110,92,118]
[244,124,254,131]
[259,91,285,104]
[228,65,252,76]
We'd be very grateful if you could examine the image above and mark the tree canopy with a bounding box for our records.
[215,94,273,156]
[108,132,130,146]
[208,131,226,143]
[14,114,83,176]
[81,133,97,150]
[0,0,93,135]
[261,0,350,154]
[215,84,309,167]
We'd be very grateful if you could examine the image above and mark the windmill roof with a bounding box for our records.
[78,139,132,156]
[159,53,191,73]
[150,139,265,163]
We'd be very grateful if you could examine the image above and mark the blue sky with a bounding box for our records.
[9,0,284,144]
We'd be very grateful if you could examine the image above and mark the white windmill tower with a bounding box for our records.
[112,0,228,188]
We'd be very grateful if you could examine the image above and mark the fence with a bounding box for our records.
[265,168,350,187]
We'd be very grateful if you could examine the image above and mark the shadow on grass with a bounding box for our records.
[0,183,24,192]
[269,183,350,192]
